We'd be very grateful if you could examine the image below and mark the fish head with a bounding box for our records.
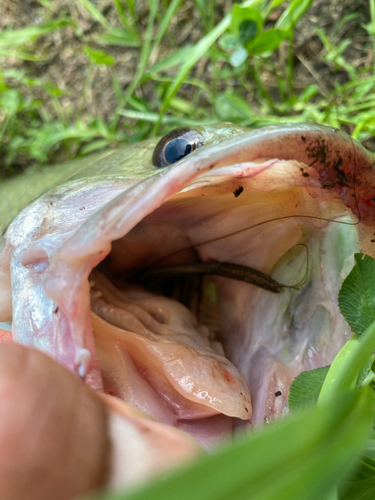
[1,122,375,445]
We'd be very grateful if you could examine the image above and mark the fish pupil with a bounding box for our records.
[152,127,203,168]
[164,138,192,164]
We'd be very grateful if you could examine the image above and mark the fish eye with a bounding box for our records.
[152,127,204,168]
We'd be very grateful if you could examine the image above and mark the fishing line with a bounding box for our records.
[154,213,360,266]
[278,243,310,291]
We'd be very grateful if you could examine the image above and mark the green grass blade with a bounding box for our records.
[341,477,375,500]
[152,14,231,133]
[112,0,131,28]
[143,46,193,77]
[152,0,272,134]
[370,0,375,75]
[0,49,46,61]
[150,0,183,56]
[97,28,140,47]
[121,0,159,107]
[0,19,74,47]
[117,109,214,125]
[319,319,375,403]
[276,0,315,31]
[76,0,112,29]
[83,46,115,65]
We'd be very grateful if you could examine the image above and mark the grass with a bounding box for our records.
[0,0,374,177]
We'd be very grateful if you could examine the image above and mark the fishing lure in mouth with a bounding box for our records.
[111,260,286,293]
[0,122,374,452]
[130,260,285,292]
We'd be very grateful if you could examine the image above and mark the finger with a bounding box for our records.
[101,394,203,490]
[0,343,110,500]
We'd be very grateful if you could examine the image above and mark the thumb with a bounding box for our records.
[0,343,110,500]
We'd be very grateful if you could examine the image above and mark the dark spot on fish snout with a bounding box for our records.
[233,186,244,197]
[275,391,282,397]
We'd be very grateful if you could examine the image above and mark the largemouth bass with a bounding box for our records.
[1,123,375,486]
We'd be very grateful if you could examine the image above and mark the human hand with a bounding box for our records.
[0,342,201,500]
[0,343,109,500]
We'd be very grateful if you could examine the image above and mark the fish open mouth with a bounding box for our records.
[86,166,359,447]
[3,123,375,450]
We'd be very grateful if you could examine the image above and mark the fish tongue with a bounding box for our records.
[90,270,252,446]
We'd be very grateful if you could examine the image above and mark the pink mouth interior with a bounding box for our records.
[88,176,356,447]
